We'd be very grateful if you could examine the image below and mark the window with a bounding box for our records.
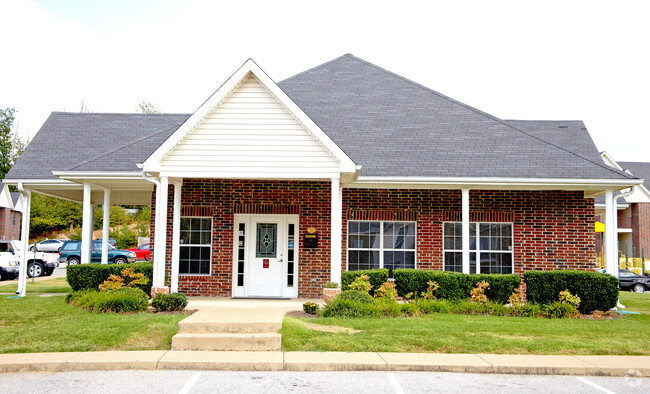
[347,221,416,271]
[180,217,212,275]
[12,214,16,226]
[443,222,513,274]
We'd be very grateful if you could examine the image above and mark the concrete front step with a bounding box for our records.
[171,333,282,351]
[178,321,282,334]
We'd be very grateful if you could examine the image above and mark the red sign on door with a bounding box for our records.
[263,259,269,268]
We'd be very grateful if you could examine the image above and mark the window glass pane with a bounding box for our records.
[181,217,190,231]
[349,221,359,235]
[369,222,381,236]
[470,252,477,274]
[359,221,369,234]
[404,235,415,250]
[256,223,277,257]
[444,251,462,272]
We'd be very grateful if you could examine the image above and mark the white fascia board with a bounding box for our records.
[350,176,644,190]
[141,58,357,174]
[158,171,340,180]
[594,203,629,210]
[1,178,77,186]
[600,151,624,170]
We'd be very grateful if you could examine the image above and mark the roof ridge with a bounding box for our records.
[50,111,191,116]
[504,119,583,123]
[66,122,185,171]
[341,55,634,180]
[278,54,354,84]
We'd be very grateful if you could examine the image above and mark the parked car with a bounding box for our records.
[0,240,59,278]
[618,269,650,293]
[59,240,136,265]
[30,239,66,253]
[126,244,150,261]
[94,238,117,248]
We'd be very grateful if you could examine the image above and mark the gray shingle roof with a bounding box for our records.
[5,54,635,182]
[278,54,632,179]
[618,162,650,190]
[6,113,189,179]
[10,192,20,207]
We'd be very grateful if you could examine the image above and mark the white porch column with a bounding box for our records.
[16,186,31,297]
[604,190,617,276]
[330,177,342,286]
[170,181,182,293]
[154,176,169,288]
[101,189,111,264]
[81,183,93,264]
[461,189,470,274]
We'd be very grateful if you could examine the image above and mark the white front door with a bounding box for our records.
[247,216,286,297]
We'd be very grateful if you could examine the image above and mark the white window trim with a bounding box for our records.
[179,216,212,276]
[443,221,514,274]
[346,220,417,270]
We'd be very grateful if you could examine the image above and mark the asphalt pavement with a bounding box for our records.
[0,370,646,393]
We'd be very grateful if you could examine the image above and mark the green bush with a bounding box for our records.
[341,269,389,295]
[393,269,520,302]
[67,287,148,313]
[67,262,153,295]
[110,226,137,249]
[151,292,188,312]
[338,290,374,304]
[321,298,382,318]
[541,301,579,319]
[524,270,618,313]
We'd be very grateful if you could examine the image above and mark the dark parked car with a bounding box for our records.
[59,240,136,265]
[618,269,650,293]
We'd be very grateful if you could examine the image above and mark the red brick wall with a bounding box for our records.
[0,208,21,240]
[152,185,596,298]
[343,189,596,273]
[632,203,650,257]
[153,180,331,298]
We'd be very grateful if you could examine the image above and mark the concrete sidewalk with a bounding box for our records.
[0,351,648,377]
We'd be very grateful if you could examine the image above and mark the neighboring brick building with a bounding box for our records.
[0,181,22,241]
[5,54,640,297]
[596,154,650,264]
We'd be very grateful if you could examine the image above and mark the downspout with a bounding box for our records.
[142,172,162,287]
[612,187,634,309]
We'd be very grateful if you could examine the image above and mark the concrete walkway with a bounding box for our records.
[0,351,648,376]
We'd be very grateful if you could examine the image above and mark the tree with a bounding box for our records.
[0,107,16,179]
[136,101,159,114]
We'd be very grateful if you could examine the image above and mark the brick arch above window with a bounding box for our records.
[443,211,513,223]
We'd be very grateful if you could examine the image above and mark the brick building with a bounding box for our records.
[4,55,640,297]
[0,181,21,241]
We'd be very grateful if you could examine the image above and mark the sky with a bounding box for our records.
[1,0,649,162]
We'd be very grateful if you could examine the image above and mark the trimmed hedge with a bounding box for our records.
[341,269,389,295]
[524,270,618,314]
[393,269,520,303]
[151,292,188,312]
[67,262,153,294]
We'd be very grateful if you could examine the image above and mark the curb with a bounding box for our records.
[0,351,649,377]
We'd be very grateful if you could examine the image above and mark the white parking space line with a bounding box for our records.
[387,373,405,394]
[179,372,202,394]
[576,377,616,394]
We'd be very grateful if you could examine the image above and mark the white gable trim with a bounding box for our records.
[598,152,650,203]
[600,151,623,171]
[0,183,13,209]
[142,59,356,175]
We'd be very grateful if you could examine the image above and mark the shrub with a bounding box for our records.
[321,298,381,318]
[338,290,374,304]
[67,262,153,295]
[151,292,188,312]
[508,284,526,307]
[394,269,520,302]
[303,301,319,315]
[524,270,618,313]
[341,269,389,295]
[348,275,372,293]
[323,281,339,288]
[98,274,124,291]
[68,287,148,313]
[374,281,398,302]
[470,280,489,305]
[542,301,579,319]
[559,289,581,309]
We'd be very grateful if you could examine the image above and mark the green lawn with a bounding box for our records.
[0,295,187,353]
[281,292,650,355]
[0,277,72,294]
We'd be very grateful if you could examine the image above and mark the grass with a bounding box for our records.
[281,292,650,355]
[0,277,72,294]
[0,295,187,353]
